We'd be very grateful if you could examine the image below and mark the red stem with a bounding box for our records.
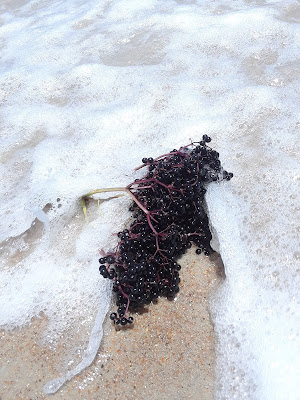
[118,285,130,316]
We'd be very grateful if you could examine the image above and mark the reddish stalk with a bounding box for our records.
[118,285,130,316]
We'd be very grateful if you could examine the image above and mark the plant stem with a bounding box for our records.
[81,188,126,220]
[82,187,127,198]
[81,187,149,219]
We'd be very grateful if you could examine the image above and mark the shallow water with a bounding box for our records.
[0,0,299,399]
[1,251,220,400]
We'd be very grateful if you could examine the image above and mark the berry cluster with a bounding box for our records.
[99,137,233,326]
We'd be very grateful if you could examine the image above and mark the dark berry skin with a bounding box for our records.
[100,270,109,279]
[109,270,115,279]
[202,134,211,143]
[99,140,232,327]
[110,312,117,320]
[99,265,109,278]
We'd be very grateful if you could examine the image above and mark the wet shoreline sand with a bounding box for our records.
[1,251,223,400]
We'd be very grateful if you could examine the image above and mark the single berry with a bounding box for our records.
[203,134,211,143]
[109,270,116,279]
[110,312,117,320]
[107,256,115,264]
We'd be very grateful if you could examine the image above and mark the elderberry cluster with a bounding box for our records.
[99,136,233,326]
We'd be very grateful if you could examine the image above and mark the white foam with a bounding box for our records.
[206,184,300,400]
[0,0,299,398]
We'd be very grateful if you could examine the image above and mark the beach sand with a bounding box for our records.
[0,251,224,400]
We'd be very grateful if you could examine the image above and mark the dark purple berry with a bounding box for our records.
[110,312,117,320]
[202,134,211,143]
[99,140,232,328]
[107,256,115,264]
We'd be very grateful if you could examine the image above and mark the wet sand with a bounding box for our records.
[0,251,224,400]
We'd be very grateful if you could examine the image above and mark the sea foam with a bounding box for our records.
[0,0,299,398]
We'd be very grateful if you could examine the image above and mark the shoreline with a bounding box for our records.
[0,251,223,400]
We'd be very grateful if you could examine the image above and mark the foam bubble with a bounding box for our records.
[207,184,300,400]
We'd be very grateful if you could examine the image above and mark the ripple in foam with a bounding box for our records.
[207,185,300,400]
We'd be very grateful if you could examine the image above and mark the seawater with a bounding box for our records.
[0,0,299,399]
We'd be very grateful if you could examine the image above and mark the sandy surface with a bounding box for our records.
[0,251,224,400]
